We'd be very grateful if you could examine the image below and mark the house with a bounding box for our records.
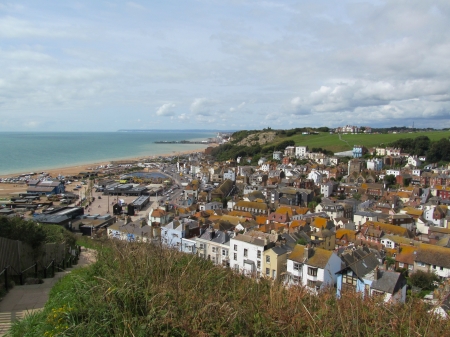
[336,247,407,303]
[263,243,291,280]
[196,228,232,266]
[285,245,342,291]
[320,181,336,198]
[353,145,368,158]
[316,203,344,220]
[229,231,277,277]
[234,200,269,215]
[107,219,153,242]
[273,151,283,160]
[160,218,202,251]
[414,244,450,279]
[295,146,309,158]
[367,158,383,171]
[148,208,169,226]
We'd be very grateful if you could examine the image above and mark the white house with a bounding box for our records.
[285,245,342,291]
[148,208,169,226]
[307,169,324,184]
[320,182,336,198]
[367,158,383,171]
[273,151,283,160]
[295,146,309,158]
[407,156,423,168]
[229,231,277,277]
[386,169,401,177]
[223,169,236,182]
[199,201,223,211]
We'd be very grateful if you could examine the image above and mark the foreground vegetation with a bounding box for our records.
[9,239,450,336]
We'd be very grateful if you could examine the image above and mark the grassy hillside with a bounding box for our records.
[284,130,450,153]
[9,239,450,336]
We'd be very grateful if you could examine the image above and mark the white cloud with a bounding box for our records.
[0,16,80,38]
[156,103,176,116]
[126,2,147,10]
[190,98,217,116]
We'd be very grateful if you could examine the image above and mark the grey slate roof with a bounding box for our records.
[370,270,403,294]
[338,247,380,278]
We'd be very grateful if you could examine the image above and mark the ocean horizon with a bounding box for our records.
[0,131,216,176]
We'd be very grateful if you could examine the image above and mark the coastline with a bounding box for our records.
[0,146,211,180]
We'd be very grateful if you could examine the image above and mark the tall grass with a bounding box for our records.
[9,240,450,336]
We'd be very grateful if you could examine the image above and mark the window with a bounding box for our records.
[233,253,237,261]
[433,265,437,270]
[266,268,270,276]
[343,273,358,286]
[307,267,318,276]
[199,243,204,249]
[408,265,414,271]
[398,262,404,268]
[257,261,261,269]
[234,244,237,251]
[222,249,228,256]
[244,249,248,257]
[257,250,261,259]
[417,262,425,267]
[293,262,301,271]
[266,255,270,263]
[212,247,216,253]
[440,266,444,271]
[291,276,301,284]
[307,280,316,288]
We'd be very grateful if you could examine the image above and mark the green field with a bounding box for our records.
[286,131,450,153]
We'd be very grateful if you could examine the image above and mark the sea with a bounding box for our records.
[0,131,217,176]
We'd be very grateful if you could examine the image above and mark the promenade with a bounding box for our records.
[0,248,96,336]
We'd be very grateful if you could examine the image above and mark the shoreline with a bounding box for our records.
[0,146,212,180]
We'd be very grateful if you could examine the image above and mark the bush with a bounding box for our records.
[408,270,440,291]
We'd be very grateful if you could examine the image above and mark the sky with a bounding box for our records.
[0,0,449,131]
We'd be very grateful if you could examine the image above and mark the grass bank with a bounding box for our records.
[286,130,450,153]
[9,240,450,336]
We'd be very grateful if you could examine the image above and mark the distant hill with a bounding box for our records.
[210,128,450,162]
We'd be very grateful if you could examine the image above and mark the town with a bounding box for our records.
[1,127,450,316]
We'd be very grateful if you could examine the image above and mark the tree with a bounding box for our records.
[352,193,361,201]
[308,201,317,211]
[296,237,308,245]
[408,270,440,291]
[384,174,396,187]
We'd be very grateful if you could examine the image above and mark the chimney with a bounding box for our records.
[303,246,313,260]
[374,266,379,280]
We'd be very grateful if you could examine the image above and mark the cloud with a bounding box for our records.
[156,103,176,116]
[126,2,147,10]
[290,79,450,121]
[0,16,80,38]
[190,98,217,116]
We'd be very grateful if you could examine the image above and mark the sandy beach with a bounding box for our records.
[0,146,213,198]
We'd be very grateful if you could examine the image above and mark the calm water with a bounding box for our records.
[0,131,216,175]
